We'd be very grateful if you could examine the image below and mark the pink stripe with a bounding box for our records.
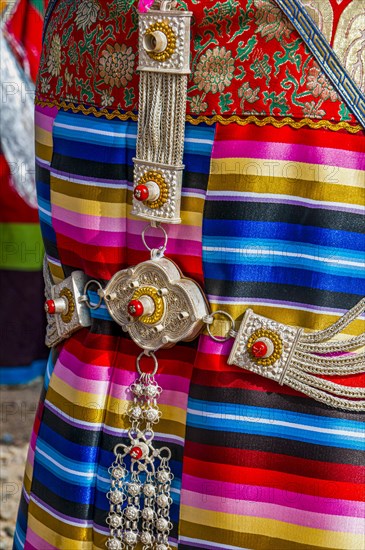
[52,205,126,232]
[25,528,58,550]
[35,103,58,119]
[59,348,191,392]
[128,219,202,242]
[212,140,364,170]
[181,489,364,534]
[35,110,56,133]
[56,358,188,408]
[26,440,35,468]
[53,219,124,247]
[182,474,365,518]
[198,334,233,356]
[127,233,201,256]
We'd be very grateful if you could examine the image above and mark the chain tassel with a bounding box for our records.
[106,353,173,550]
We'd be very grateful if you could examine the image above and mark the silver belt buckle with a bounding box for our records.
[43,258,91,347]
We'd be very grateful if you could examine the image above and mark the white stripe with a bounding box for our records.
[38,205,51,217]
[54,121,137,139]
[179,536,251,550]
[206,190,365,211]
[187,408,365,440]
[36,155,50,167]
[46,256,62,267]
[52,170,127,189]
[36,446,95,477]
[203,246,365,269]
[14,526,24,548]
[181,191,205,199]
[45,399,104,428]
[185,137,214,145]
[30,495,93,528]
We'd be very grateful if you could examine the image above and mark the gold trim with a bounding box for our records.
[35,98,363,133]
[247,328,282,366]
[59,287,75,324]
[132,286,164,325]
[144,21,176,62]
[187,114,363,134]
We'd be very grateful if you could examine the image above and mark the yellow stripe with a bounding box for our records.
[35,141,53,163]
[207,303,365,335]
[27,513,91,548]
[209,159,365,205]
[51,189,126,218]
[181,505,364,550]
[210,158,364,187]
[35,125,53,148]
[52,187,201,225]
[50,374,187,425]
[48,262,65,283]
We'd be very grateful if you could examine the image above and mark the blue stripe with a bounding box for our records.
[203,220,365,250]
[32,462,97,503]
[203,237,365,263]
[203,262,364,294]
[187,399,365,450]
[39,424,99,463]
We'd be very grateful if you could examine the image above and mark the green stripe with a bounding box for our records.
[0,223,44,270]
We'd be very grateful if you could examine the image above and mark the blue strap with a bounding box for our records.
[273,0,365,128]
[42,0,59,44]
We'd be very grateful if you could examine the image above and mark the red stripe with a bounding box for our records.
[184,441,364,484]
[214,123,365,152]
[184,457,364,500]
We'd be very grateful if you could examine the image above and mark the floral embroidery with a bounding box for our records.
[101,90,115,107]
[306,66,339,102]
[47,34,61,77]
[194,47,235,94]
[36,0,358,125]
[64,67,73,88]
[189,95,208,114]
[254,0,294,41]
[75,0,100,31]
[99,44,135,88]
[238,82,260,107]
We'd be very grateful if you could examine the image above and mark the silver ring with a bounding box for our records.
[82,280,103,310]
[113,443,128,457]
[136,350,159,376]
[142,223,168,255]
[206,310,236,342]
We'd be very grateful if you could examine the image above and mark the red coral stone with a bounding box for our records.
[130,446,143,460]
[127,299,144,317]
[134,184,149,201]
[45,300,56,314]
[251,340,268,358]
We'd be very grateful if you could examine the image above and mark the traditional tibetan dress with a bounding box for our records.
[15,1,365,549]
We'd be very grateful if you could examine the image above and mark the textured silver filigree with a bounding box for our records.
[228,301,365,411]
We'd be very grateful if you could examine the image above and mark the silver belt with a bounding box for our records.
[44,251,365,414]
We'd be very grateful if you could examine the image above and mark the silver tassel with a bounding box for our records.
[228,298,365,411]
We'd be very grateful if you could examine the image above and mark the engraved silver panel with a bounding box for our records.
[227,309,302,384]
[102,257,209,350]
[131,160,183,223]
[44,260,91,347]
[138,9,192,74]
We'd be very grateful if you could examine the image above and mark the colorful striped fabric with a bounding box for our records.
[15,0,365,548]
